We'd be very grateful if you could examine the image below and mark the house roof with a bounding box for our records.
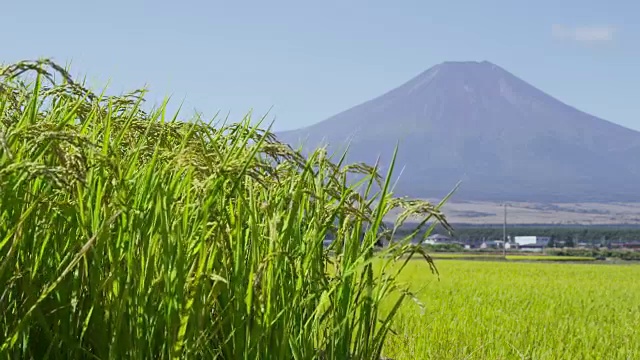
[426,234,450,240]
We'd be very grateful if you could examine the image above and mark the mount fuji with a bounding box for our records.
[276,61,640,202]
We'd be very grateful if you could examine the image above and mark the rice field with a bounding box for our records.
[383,260,640,359]
[505,255,596,261]
[427,253,597,261]
[427,253,504,260]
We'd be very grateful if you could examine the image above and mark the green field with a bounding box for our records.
[383,260,640,359]
[505,255,596,261]
[428,253,504,260]
[427,253,597,262]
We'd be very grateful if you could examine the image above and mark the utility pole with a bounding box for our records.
[503,203,507,255]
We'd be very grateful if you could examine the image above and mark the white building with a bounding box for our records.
[422,234,451,245]
[504,242,517,249]
[480,240,504,249]
[514,236,551,246]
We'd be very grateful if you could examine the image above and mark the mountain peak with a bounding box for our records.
[433,60,503,73]
[435,60,511,77]
[439,60,495,67]
[276,61,640,202]
[403,60,514,95]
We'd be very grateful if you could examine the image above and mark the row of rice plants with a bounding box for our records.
[0,60,451,359]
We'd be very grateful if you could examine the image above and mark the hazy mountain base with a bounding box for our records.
[385,200,640,225]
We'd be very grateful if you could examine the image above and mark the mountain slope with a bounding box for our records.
[276,61,640,202]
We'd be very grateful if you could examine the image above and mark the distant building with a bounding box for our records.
[514,236,551,247]
[625,242,640,250]
[613,242,640,250]
[518,244,545,253]
[480,240,504,249]
[423,233,451,245]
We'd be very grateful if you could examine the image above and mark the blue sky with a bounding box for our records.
[2,0,639,131]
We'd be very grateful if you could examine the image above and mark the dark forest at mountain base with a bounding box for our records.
[394,222,640,244]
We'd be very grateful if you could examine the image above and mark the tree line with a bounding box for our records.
[391,223,640,244]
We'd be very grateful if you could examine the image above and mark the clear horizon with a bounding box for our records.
[2,0,638,132]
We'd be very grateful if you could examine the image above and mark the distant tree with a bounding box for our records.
[564,235,575,248]
[547,236,556,248]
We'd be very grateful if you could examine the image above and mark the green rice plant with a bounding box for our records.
[0,59,452,359]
